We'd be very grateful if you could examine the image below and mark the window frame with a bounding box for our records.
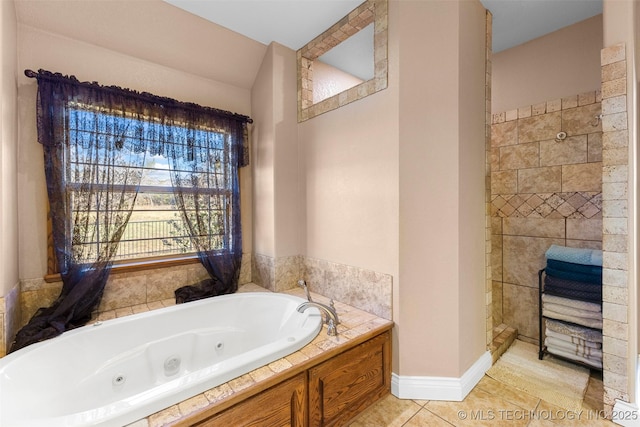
[45,103,238,281]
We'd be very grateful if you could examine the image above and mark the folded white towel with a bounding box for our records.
[545,319,602,343]
[546,345,602,369]
[542,294,601,313]
[545,336,602,358]
[545,329,601,349]
[543,308,603,329]
[543,302,603,320]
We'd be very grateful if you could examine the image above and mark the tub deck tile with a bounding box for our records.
[300,342,324,359]
[97,310,116,321]
[115,306,134,317]
[177,394,210,419]
[284,349,310,366]
[131,303,151,314]
[148,405,181,427]
[228,373,256,393]
[249,365,276,382]
[268,357,293,373]
[203,383,234,404]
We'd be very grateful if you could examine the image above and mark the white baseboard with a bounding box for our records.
[391,350,491,401]
[613,400,640,426]
[610,354,640,426]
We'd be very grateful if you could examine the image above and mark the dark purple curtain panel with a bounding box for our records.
[11,70,250,352]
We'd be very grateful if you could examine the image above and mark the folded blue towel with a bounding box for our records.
[545,244,602,266]
[544,274,602,303]
[546,259,603,276]
[545,266,602,285]
[545,275,602,291]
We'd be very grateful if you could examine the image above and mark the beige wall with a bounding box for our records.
[251,43,277,258]
[492,15,602,113]
[1,0,19,297]
[298,72,398,275]
[297,3,399,367]
[16,24,255,281]
[1,0,20,354]
[250,42,302,293]
[457,0,490,372]
[312,61,363,104]
[397,0,486,377]
[9,0,490,383]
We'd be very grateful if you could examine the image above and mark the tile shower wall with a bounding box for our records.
[491,90,603,343]
[599,42,631,411]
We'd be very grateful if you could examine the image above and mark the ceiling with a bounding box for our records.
[14,0,604,92]
[164,0,603,54]
[482,0,602,52]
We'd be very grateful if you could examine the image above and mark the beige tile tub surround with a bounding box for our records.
[252,253,393,321]
[490,89,603,345]
[1,283,20,356]
[11,257,249,342]
[303,256,392,320]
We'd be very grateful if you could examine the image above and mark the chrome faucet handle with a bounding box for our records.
[326,319,337,336]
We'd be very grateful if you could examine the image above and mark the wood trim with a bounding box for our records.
[44,256,200,283]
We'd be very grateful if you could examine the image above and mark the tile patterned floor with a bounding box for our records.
[348,371,615,426]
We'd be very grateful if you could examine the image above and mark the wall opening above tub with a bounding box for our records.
[297,0,388,122]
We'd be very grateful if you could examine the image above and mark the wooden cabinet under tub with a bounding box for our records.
[308,332,391,426]
[195,373,307,427]
[183,329,392,427]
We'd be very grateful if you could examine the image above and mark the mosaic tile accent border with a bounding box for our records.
[491,191,602,219]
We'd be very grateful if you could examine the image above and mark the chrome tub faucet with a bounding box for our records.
[297,301,340,336]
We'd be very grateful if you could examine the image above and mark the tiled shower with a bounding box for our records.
[490,90,603,343]
[490,42,632,410]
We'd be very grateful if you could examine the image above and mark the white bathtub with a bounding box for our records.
[0,292,322,427]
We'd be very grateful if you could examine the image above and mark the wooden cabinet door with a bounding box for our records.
[196,373,307,427]
[308,332,391,426]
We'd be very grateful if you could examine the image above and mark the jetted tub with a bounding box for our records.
[0,292,323,427]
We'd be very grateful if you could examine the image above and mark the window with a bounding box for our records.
[21,69,249,352]
[58,104,235,266]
